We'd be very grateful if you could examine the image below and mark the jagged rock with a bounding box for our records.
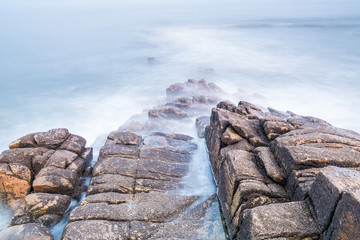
[132,192,198,222]
[0,163,32,208]
[25,193,71,220]
[59,134,86,154]
[221,126,243,145]
[62,220,129,240]
[237,201,320,239]
[217,101,236,112]
[309,166,360,231]
[34,128,70,149]
[0,223,54,240]
[263,120,294,140]
[107,131,142,146]
[33,166,78,195]
[254,147,286,185]
[195,116,210,138]
[285,168,320,201]
[324,189,360,239]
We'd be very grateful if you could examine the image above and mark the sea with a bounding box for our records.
[0,0,359,237]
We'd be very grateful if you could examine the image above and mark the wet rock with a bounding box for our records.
[135,178,185,192]
[254,147,286,185]
[34,128,70,149]
[309,166,360,231]
[62,220,129,240]
[25,193,71,220]
[107,131,142,146]
[33,166,78,195]
[137,158,188,178]
[140,145,192,163]
[195,116,210,138]
[217,101,236,112]
[237,201,320,239]
[324,189,360,240]
[80,147,93,160]
[151,132,193,141]
[0,223,54,240]
[221,126,243,145]
[132,192,198,222]
[166,83,186,96]
[143,135,197,154]
[59,134,86,154]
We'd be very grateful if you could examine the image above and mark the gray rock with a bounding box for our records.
[221,126,243,145]
[99,144,139,159]
[81,192,132,205]
[107,131,142,146]
[237,201,320,239]
[0,223,54,240]
[61,220,129,240]
[59,134,86,154]
[34,128,70,149]
[45,150,77,169]
[140,145,192,163]
[309,166,360,231]
[92,157,137,177]
[87,174,135,195]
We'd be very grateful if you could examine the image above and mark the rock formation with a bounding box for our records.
[0,128,92,239]
[205,100,360,239]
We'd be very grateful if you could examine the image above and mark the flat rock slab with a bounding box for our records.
[62,220,129,240]
[92,157,137,177]
[0,223,54,240]
[309,166,360,231]
[237,201,320,240]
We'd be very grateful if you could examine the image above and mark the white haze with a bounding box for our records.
[0,0,359,230]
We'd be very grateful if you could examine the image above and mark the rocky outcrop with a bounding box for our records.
[205,100,360,239]
[0,128,92,236]
[61,79,225,239]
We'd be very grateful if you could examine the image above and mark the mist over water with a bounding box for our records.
[0,0,359,231]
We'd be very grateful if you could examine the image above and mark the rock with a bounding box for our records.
[217,101,236,112]
[254,147,286,185]
[80,147,93,161]
[195,116,210,138]
[68,202,131,222]
[140,146,192,163]
[137,158,188,178]
[166,83,185,96]
[32,150,55,175]
[92,157,137,177]
[324,189,360,240]
[34,128,70,149]
[0,147,48,169]
[33,166,78,195]
[67,157,86,174]
[35,214,62,227]
[99,144,139,160]
[25,193,71,220]
[285,168,320,201]
[143,135,197,154]
[309,166,360,231]
[45,150,78,169]
[62,220,129,240]
[135,178,185,192]
[132,192,198,222]
[9,133,38,149]
[263,120,294,140]
[81,192,132,205]
[59,134,86,154]
[87,174,134,195]
[237,201,320,239]
[0,223,54,240]
[151,132,193,141]
[0,163,32,208]
[221,126,243,145]
[107,131,142,146]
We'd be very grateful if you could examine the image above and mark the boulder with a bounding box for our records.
[309,166,360,231]
[324,189,360,240]
[221,126,243,145]
[0,148,47,169]
[92,157,137,177]
[59,134,86,154]
[81,192,132,205]
[237,201,320,239]
[87,174,134,195]
[45,150,77,169]
[61,220,129,240]
[0,223,53,240]
[8,133,38,149]
[140,146,192,163]
[99,144,139,160]
[107,131,142,146]
[35,214,62,227]
[34,128,70,149]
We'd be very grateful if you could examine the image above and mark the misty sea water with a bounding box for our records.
[0,0,359,236]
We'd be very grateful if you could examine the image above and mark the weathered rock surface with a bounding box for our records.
[205,98,360,239]
[0,223,54,240]
[0,128,92,238]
